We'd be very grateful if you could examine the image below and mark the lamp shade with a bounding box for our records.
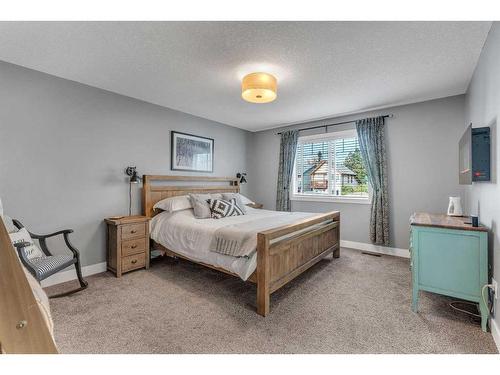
[241,72,277,103]
[125,166,141,184]
[129,171,140,184]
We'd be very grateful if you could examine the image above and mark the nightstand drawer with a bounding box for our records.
[121,223,146,240]
[122,253,146,273]
[121,237,147,257]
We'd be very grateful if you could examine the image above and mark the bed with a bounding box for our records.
[143,175,340,316]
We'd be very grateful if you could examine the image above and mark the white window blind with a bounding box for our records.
[293,130,369,200]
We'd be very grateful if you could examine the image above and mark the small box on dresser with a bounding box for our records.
[105,215,150,277]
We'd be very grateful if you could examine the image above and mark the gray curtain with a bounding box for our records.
[355,116,389,245]
[276,130,299,211]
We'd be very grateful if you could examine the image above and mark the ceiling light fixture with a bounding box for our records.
[241,72,277,103]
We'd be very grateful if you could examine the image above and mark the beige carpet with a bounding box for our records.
[47,248,498,354]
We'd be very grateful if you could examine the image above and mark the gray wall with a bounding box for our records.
[464,22,500,331]
[247,95,466,249]
[0,61,250,267]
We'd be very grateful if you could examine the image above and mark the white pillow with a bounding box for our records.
[1,214,18,234]
[223,193,254,205]
[239,194,255,205]
[9,228,45,260]
[189,193,212,219]
[154,195,192,213]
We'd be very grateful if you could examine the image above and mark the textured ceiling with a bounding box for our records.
[0,21,491,131]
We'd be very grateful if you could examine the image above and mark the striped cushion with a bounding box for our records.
[208,198,244,219]
[29,254,75,280]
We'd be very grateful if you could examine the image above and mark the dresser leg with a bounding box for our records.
[479,297,489,332]
[412,288,419,312]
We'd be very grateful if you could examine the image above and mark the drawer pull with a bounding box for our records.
[130,230,137,234]
[131,259,137,264]
[131,245,137,249]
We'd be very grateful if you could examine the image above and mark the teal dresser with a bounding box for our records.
[410,213,489,332]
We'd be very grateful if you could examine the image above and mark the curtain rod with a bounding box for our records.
[276,114,394,135]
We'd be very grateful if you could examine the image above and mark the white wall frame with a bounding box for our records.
[291,129,372,204]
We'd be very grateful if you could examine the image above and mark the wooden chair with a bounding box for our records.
[12,219,88,298]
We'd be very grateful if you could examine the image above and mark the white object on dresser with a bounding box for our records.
[447,196,463,216]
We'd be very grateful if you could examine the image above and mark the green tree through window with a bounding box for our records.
[344,148,366,184]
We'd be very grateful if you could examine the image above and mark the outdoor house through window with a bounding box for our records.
[292,130,370,202]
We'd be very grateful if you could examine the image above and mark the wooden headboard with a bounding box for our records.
[142,175,240,218]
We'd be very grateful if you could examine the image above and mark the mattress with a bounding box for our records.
[149,207,316,280]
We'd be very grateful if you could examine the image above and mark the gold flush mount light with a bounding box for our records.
[241,72,277,103]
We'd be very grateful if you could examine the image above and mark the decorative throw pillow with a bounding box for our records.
[189,193,212,219]
[221,193,247,213]
[153,195,192,213]
[9,228,45,260]
[208,198,245,219]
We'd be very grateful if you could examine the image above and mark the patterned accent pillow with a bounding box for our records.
[208,198,245,219]
[9,228,45,260]
[221,193,247,214]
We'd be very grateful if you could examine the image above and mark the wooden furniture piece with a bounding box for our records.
[0,218,58,354]
[142,175,340,316]
[247,203,263,209]
[410,212,489,332]
[105,215,150,277]
[12,219,88,298]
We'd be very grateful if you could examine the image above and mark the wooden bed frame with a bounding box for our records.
[142,175,340,316]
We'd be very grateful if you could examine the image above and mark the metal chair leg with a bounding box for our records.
[48,257,88,299]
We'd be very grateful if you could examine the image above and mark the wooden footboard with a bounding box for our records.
[256,211,340,316]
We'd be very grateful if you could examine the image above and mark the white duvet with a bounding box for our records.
[150,207,316,280]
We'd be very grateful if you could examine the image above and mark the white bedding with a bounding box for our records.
[150,207,316,280]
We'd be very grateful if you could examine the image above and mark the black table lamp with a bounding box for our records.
[125,166,141,215]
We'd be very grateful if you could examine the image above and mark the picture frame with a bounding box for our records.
[171,131,214,172]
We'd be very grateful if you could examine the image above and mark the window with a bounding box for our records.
[292,129,370,202]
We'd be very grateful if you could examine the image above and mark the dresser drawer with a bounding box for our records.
[121,223,146,240]
[121,237,147,257]
[418,230,481,297]
[121,253,146,273]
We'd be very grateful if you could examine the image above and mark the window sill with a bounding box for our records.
[290,194,371,205]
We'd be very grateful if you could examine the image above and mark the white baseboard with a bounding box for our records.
[340,240,410,258]
[491,317,500,353]
[40,261,107,288]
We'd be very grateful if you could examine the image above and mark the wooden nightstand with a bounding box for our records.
[105,215,150,277]
[247,203,263,209]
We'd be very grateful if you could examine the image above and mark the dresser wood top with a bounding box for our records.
[410,212,488,232]
[105,215,149,226]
